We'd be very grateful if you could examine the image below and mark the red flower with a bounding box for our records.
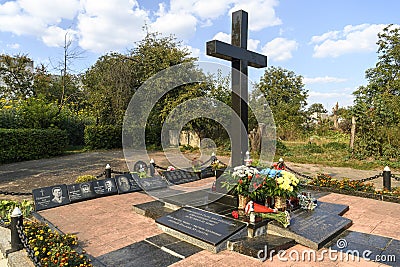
[253,182,258,189]
[256,174,260,178]
[239,179,243,184]
[232,210,239,219]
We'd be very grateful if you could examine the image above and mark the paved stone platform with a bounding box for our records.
[33,189,400,267]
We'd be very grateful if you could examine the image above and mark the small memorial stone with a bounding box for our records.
[200,166,215,179]
[115,173,142,194]
[163,170,199,185]
[136,175,169,191]
[32,184,70,211]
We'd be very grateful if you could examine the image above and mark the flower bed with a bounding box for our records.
[305,173,400,204]
[0,199,92,267]
[24,221,92,267]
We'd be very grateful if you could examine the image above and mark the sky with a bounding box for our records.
[0,0,399,111]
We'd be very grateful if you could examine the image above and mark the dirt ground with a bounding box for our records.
[0,149,398,201]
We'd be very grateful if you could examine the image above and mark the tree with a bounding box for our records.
[0,54,34,99]
[352,24,400,159]
[255,66,308,140]
[308,103,327,114]
[83,32,205,146]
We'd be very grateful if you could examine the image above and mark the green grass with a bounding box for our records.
[274,133,400,171]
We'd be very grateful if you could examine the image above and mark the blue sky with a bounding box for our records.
[0,0,399,110]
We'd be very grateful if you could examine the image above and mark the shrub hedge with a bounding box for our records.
[0,128,68,163]
[84,125,122,149]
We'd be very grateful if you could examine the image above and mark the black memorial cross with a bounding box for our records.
[206,10,267,166]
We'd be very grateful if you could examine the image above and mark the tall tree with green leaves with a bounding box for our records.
[0,54,34,99]
[352,24,400,159]
[255,66,308,140]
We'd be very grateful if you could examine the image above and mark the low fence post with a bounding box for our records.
[7,207,23,254]
[383,166,391,191]
[105,164,112,178]
[149,159,155,177]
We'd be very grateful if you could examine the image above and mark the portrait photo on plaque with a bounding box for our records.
[115,173,141,194]
[32,184,70,211]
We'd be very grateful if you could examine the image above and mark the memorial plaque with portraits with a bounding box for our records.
[93,178,119,196]
[136,175,169,191]
[115,173,142,194]
[67,181,97,202]
[32,184,70,211]
[162,170,199,185]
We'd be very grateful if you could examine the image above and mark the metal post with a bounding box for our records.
[105,164,111,178]
[8,207,23,253]
[149,159,155,177]
[383,166,391,191]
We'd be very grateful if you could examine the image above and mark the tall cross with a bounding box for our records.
[206,10,267,166]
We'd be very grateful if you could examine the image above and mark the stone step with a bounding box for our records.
[132,200,174,220]
[227,234,296,261]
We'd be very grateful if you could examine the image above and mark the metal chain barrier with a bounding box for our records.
[359,173,382,183]
[284,163,384,183]
[283,164,313,180]
[391,174,400,181]
[16,220,41,267]
[0,190,32,196]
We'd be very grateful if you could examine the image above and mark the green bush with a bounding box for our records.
[0,128,68,163]
[84,125,122,149]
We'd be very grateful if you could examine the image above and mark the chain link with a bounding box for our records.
[16,220,42,266]
[359,173,382,183]
[284,164,313,180]
[0,190,32,196]
[391,174,400,181]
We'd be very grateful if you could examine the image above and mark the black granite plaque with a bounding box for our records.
[115,174,142,194]
[200,166,214,179]
[268,203,352,250]
[162,170,199,185]
[136,175,169,191]
[67,181,96,202]
[156,207,247,246]
[32,184,70,211]
[93,178,118,196]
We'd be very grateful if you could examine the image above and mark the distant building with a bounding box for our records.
[309,112,329,124]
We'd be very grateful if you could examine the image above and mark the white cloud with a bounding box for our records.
[18,0,79,23]
[7,43,20,49]
[230,0,282,31]
[150,11,197,40]
[308,90,355,107]
[213,32,230,43]
[0,0,79,36]
[261,37,298,61]
[42,27,76,47]
[311,24,393,58]
[170,0,233,20]
[212,32,260,51]
[77,0,149,53]
[303,76,347,84]
[184,45,200,58]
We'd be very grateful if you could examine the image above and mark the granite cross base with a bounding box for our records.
[267,201,352,250]
[227,234,296,261]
